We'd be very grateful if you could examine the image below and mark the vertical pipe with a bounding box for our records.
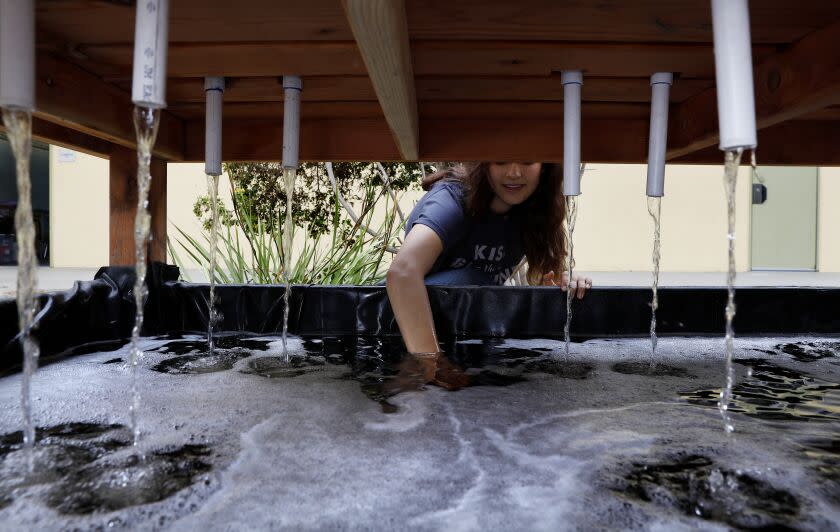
[0,0,35,111]
[132,0,170,108]
[204,77,225,176]
[561,71,583,196]
[711,0,757,151]
[646,72,673,197]
[282,76,302,169]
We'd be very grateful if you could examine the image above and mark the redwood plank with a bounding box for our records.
[671,121,840,165]
[668,20,840,160]
[34,52,184,161]
[1,117,112,158]
[406,0,840,44]
[162,76,377,103]
[72,41,775,81]
[183,116,648,163]
[35,0,840,45]
[78,42,367,78]
[161,76,711,107]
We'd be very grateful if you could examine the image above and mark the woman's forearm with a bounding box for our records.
[386,269,439,353]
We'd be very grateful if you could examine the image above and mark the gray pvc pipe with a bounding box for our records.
[282,76,302,169]
[204,77,225,177]
[646,73,673,198]
[562,71,583,196]
[711,0,757,151]
[132,0,170,108]
[0,0,35,111]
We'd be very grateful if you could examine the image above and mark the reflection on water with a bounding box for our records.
[680,359,840,423]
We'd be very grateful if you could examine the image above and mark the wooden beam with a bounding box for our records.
[74,41,775,82]
[170,100,649,122]
[1,117,112,158]
[78,42,368,78]
[668,20,840,160]
[671,120,840,165]
[184,118,401,162]
[342,0,419,160]
[162,76,377,103]
[34,52,185,161]
[412,41,776,78]
[110,145,168,266]
[183,116,648,163]
[36,0,840,45]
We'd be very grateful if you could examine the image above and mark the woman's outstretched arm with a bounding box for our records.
[386,224,444,353]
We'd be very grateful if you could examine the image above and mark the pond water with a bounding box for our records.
[0,334,837,530]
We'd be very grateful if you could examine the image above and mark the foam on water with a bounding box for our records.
[0,335,837,530]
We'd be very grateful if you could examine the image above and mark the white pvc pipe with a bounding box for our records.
[561,71,583,196]
[204,77,224,176]
[646,72,673,198]
[282,75,302,169]
[0,0,35,111]
[132,0,170,108]
[711,0,757,151]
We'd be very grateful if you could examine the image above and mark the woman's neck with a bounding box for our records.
[489,196,513,214]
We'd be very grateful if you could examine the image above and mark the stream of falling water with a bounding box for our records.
[206,174,220,355]
[564,195,578,356]
[128,106,161,449]
[2,109,40,456]
[718,148,743,434]
[281,166,296,358]
[647,196,662,358]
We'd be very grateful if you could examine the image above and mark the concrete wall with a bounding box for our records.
[48,147,109,267]
[818,167,840,272]
[574,163,752,272]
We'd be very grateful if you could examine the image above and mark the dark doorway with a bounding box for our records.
[0,133,50,265]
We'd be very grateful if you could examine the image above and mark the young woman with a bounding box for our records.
[386,162,592,385]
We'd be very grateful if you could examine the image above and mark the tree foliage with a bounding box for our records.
[193,162,428,236]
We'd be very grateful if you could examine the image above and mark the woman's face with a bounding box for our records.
[487,162,542,213]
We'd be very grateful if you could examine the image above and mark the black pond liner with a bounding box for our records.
[1,262,840,373]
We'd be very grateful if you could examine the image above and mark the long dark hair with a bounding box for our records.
[422,163,567,284]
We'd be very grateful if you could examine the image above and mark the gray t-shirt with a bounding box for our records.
[405,180,524,285]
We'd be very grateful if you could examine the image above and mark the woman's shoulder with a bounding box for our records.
[425,178,466,203]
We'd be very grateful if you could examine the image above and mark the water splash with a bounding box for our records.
[2,108,40,456]
[647,196,662,358]
[564,195,578,356]
[281,166,296,358]
[718,148,743,433]
[206,174,220,355]
[128,105,161,449]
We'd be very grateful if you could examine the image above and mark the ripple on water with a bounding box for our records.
[679,359,840,423]
[606,452,802,530]
[776,341,840,363]
[147,334,273,374]
[243,355,327,379]
[44,444,212,515]
[0,423,212,515]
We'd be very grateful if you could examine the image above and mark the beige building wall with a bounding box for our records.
[48,146,109,267]
[49,152,827,275]
[818,167,840,272]
[166,163,237,274]
[574,164,752,272]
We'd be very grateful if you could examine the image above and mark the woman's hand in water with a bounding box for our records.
[389,352,470,392]
[542,271,592,299]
